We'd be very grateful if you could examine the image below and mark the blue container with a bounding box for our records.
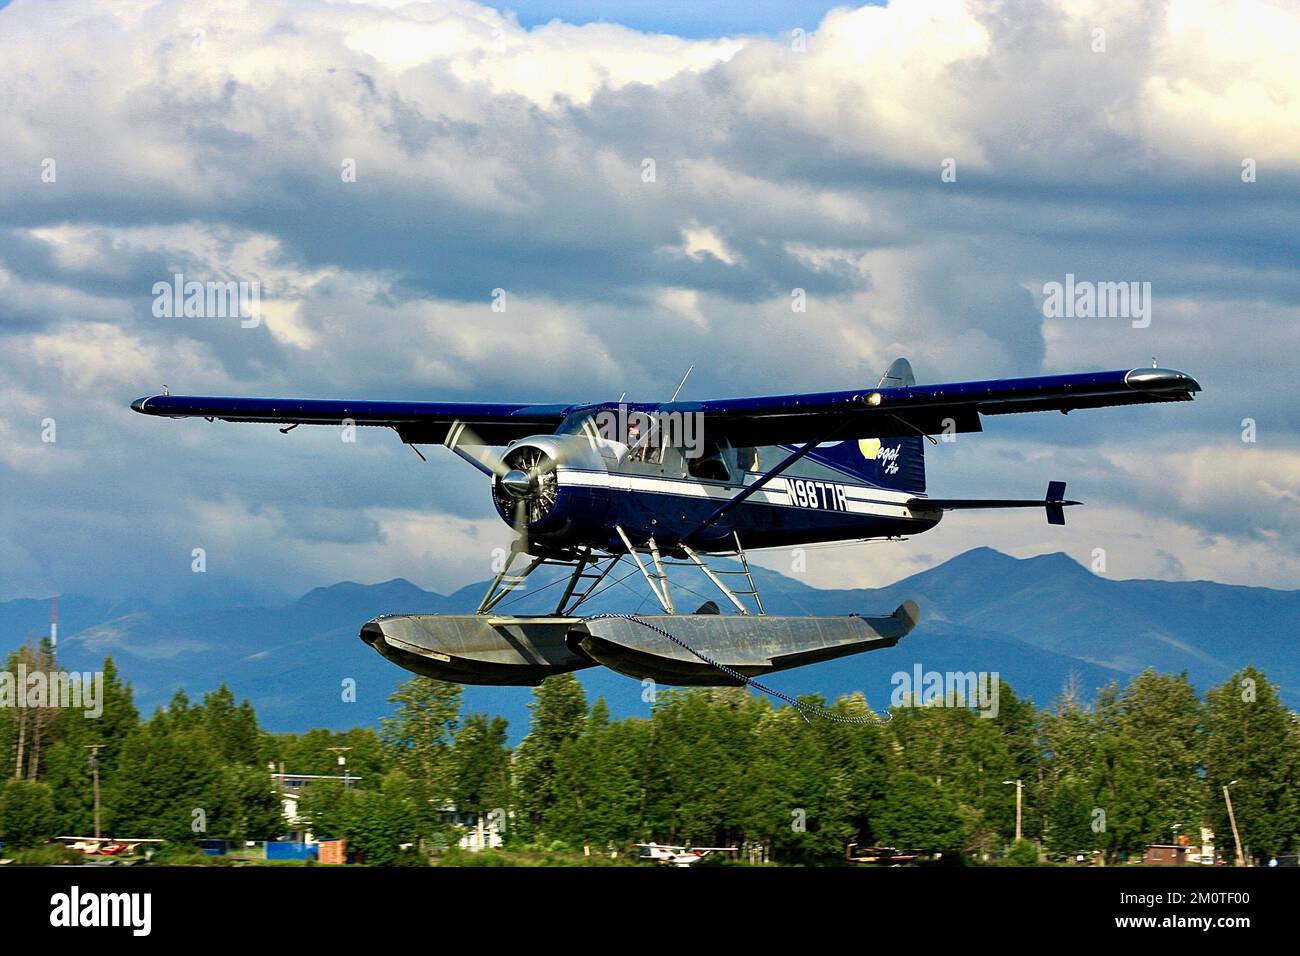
[199,839,228,856]
[266,841,318,861]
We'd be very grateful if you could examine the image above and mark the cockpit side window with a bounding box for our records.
[688,442,732,481]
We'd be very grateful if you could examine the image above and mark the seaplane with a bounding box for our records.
[132,359,1200,690]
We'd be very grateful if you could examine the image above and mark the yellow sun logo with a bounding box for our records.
[859,438,881,460]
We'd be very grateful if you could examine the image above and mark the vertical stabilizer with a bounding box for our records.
[805,358,926,493]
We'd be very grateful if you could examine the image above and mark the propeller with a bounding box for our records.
[445,421,559,555]
[444,421,509,478]
[511,497,531,557]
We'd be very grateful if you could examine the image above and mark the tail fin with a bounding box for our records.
[877,357,915,389]
[805,357,927,494]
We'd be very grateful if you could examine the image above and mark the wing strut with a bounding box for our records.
[682,423,849,543]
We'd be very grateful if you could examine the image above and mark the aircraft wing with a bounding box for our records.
[132,366,1199,447]
[657,367,1201,446]
[129,395,572,445]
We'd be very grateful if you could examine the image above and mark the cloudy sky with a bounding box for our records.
[1,0,1296,606]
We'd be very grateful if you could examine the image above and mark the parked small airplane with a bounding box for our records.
[636,842,738,867]
[132,359,1200,689]
[845,843,923,865]
[57,837,163,856]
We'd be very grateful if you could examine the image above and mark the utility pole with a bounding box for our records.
[1223,781,1245,867]
[1003,779,1023,843]
[85,745,103,840]
[327,747,352,785]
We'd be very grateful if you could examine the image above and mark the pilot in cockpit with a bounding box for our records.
[626,416,649,462]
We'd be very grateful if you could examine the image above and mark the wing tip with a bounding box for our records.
[1124,367,1202,394]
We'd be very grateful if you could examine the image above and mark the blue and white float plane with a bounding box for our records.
[133,360,1200,688]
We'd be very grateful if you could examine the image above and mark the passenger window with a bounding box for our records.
[688,443,731,481]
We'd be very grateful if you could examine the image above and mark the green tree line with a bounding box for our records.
[1,635,1296,865]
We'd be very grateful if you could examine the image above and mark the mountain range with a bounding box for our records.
[2,548,1296,741]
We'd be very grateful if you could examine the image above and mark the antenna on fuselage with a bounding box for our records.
[670,365,694,402]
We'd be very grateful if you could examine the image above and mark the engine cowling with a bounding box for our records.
[491,444,559,525]
[489,435,610,548]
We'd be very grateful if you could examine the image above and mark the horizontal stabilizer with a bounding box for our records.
[908,482,1080,526]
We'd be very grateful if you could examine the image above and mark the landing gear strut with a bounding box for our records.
[475,529,766,617]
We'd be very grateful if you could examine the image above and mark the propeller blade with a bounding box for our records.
[513,497,531,556]
[445,421,508,478]
[528,450,559,480]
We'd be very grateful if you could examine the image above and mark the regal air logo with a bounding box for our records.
[859,438,900,475]
[50,886,151,937]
